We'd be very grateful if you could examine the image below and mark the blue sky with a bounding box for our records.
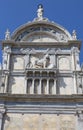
[0,0,83,64]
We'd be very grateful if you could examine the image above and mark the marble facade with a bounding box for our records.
[0,4,83,130]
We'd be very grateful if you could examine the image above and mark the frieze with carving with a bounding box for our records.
[28,53,55,69]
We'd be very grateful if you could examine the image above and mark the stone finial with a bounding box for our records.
[37,4,44,20]
[5,29,11,40]
[72,30,77,40]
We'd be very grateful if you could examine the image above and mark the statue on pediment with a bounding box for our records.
[37,4,44,20]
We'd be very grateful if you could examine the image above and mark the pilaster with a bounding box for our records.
[38,78,42,94]
[54,79,56,94]
[0,104,5,130]
[73,73,77,94]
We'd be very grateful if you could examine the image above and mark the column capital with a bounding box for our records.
[71,47,80,54]
[3,45,11,54]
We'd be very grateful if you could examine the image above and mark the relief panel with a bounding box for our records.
[29,53,55,69]
[58,56,71,70]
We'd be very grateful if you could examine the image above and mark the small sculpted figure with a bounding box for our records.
[37,4,44,20]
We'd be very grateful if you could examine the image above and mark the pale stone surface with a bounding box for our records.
[9,76,25,94]
[58,77,73,94]
[1,5,83,130]
[58,56,71,70]
[11,55,24,70]
[4,113,76,130]
[27,36,57,42]
[59,115,76,130]
[78,120,83,130]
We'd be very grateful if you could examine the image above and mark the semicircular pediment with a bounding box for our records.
[20,31,59,42]
[11,21,72,42]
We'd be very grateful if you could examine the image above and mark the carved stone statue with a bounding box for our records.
[37,4,44,20]
[72,30,77,40]
[36,54,50,68]
[3,52,7,70]
[30,54,55,69]
[2,46,11,70]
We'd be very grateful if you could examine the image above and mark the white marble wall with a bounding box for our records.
[3,113,76,130]
[9,76,26,94]
[58,77,73,95]
[11,55,24,70]
[58,56,71,70]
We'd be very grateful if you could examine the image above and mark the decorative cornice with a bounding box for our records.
[0,94,83,103]
[2,40,81,49]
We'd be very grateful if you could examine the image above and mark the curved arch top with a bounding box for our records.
[11,20,73,42]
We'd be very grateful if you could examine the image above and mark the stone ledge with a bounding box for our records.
[2,40,81,48]
[0,93,83,103]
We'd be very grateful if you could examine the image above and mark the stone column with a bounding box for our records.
[73,73,77,94]
[77,111,83,130]
[6,46,11,71]
[46,79,49,94]
[38,79,41,94]
[6,53,10,70]
[75,50,80,71]
[2,52,7,70]
[0,113,3,130]
[3,45,11,71]
[31,79,34,94]
[71,50,75,71]
[71,47,80,71]
[3,46,11,93]
[0,107,5,130]
[53,79,56,94]
[82,74,83,93]
[25,76,27,94]
[71,47,80,94]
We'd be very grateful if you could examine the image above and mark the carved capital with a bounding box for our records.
[71,47,79,54]
[3,46,11,54]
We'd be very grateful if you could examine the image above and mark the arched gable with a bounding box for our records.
[11,21,72,42]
